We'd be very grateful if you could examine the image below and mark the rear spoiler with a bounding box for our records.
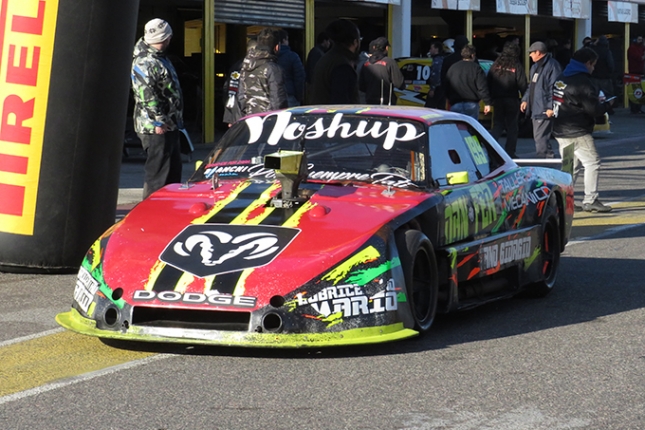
[513,144,574,178]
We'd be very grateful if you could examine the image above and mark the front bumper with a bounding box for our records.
[56,308,418,348]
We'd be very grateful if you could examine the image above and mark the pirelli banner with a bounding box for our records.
[0,0,139,272]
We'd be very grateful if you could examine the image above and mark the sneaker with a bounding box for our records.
[582,200,612,213]
[574,203,583,212]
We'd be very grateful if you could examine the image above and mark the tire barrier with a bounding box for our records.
[0,0,139,273]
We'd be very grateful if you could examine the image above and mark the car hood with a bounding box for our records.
[96,180,435,308]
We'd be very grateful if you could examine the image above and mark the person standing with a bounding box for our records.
[445,44,492,120]
[424,40,446,109]
[131,18,184,199]
[440,35,470,106]
[552,47,612,213]
[555,38,572,70]
[237,28,288,115]
[627,35,645,114]
[487,42,528,158]
[276,29,306,107]
[305,31,331,95]
[310,19,361,105]
[590,35,615,114]
[520,41,562,158]
[222,40,258,127]
[359,37,405,105]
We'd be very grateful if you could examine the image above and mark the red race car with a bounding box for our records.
[57,106,574,348]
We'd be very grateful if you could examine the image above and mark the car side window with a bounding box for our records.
[429,121,504,185]
[428,122,480,185]
[454,122,504,178]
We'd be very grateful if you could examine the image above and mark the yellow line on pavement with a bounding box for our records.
[0,331,155,398]
[573,199,645,227]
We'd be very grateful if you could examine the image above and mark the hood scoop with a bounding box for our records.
[264,150,310,209]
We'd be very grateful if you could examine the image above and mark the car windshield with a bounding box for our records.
[190,111,428,188]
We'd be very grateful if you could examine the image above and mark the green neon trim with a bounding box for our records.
[80,260,125,310]
[56,309,418,348]
[524,245,541,270]
[345,257,401,286]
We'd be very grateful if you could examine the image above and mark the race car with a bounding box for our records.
[56,106,574,348]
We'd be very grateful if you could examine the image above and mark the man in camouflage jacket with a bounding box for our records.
[237,28,288,115]
[131,18,184,199]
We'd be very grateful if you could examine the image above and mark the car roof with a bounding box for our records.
[246,105,470,127]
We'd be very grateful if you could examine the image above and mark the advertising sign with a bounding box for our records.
[0,0,58,236]
[496,0,537,15]
[608,1,638,23]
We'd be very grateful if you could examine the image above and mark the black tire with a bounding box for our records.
[526,197,561,297]
[395,229,439,332]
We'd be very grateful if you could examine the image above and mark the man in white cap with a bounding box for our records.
[131,18,184,199]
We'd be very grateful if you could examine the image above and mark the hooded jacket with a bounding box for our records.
[359,51,405,105]
[552,59,607,138]
[277,44,306,103]
[131,37,184,134]
[238,46,288,115]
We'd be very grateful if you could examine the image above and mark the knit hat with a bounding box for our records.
[144,19,172,44]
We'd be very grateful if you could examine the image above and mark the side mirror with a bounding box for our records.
[446,171,469,185]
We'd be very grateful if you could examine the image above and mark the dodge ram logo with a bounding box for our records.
[160,224,300,277]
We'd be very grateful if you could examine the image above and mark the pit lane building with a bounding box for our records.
[138,0,645,143]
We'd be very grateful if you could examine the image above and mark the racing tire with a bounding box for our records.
[526,197,561,297]
[396,229,439,332]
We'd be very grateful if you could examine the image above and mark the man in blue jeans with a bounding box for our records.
[445,44,491,120]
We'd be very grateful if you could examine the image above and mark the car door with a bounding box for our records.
[428,119,506,248]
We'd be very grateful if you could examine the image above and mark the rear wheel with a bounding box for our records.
[526,197,561,297]
[396,229,439,332]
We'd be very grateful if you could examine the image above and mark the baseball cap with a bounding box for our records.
[528,41,547,53]
[370,37,390,52]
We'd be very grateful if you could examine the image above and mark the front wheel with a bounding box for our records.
[396,229,439,332]
[526,197,561,297]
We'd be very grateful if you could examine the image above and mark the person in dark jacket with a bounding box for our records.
[276,29,306,107]
[310,19,361,105]
[445,44,491,120]
[521,41,562,158]
[553,47,612,213]
[424,40,446,109]
[222,40,257,126]
[440,34,470,107]
[590,35,615,113]
[359,37,405,105]
[487,42,528,158]
[305,31,331,87]
[131,18,184,199]
[238,28,288,115]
